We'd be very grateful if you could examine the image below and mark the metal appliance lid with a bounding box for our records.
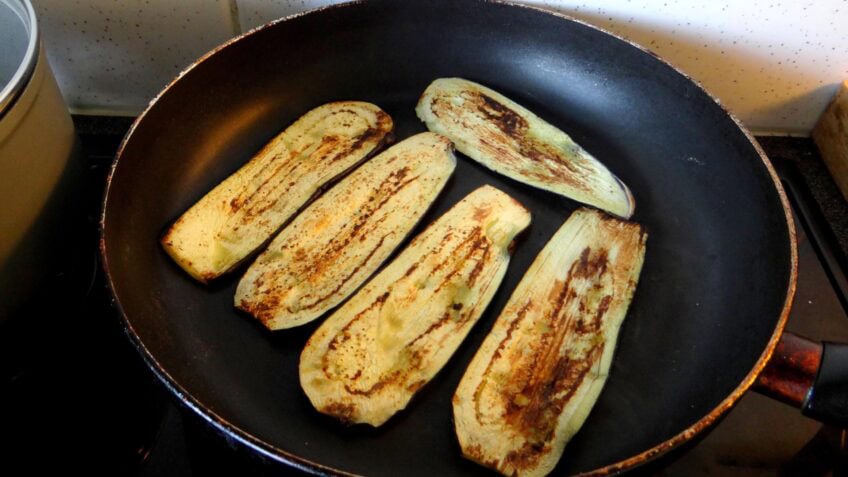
[0,0,38,118]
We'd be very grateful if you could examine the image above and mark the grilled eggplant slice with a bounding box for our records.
[235,133,456,330]
[299,185,531,426]
[416,78,635,218]
[453,208,647,477]
[161,102,393,283]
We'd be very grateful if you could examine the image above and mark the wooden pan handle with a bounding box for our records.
[754,331,848,425]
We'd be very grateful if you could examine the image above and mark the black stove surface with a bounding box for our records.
[3,120,847,476]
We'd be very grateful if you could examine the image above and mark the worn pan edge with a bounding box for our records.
[98,0,799,475]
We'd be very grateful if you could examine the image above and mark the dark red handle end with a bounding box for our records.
[754,332,822,407]
[754,332,848,426]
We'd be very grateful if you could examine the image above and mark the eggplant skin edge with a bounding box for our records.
[299,185,532,427]
[416,77,635,219]
[453,207,647,477]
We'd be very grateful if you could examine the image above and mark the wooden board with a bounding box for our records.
[813,80,848,202]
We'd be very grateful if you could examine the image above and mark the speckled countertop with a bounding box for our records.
[73,116,848,259]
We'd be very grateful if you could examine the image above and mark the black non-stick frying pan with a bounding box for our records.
[101,0,843,474]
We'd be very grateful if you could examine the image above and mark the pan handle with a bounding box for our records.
[754,331,848,425]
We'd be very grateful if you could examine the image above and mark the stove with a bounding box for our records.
[3,120,847,476]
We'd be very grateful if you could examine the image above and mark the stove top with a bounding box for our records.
[3,120,847,476]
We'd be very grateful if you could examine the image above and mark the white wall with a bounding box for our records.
[33,0,848,135]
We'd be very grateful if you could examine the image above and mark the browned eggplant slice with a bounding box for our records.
[417,78,635,218]
[161,101,393,282]
[299,185,531,426]
[453,208,647,477]
[235,132,456,330]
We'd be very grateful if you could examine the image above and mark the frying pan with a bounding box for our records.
[100,0,846,474]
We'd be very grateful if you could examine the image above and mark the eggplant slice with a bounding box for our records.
[416,78,634,218]
[161,102,393,283]
[453,208,647,477]
[235,132,456,330]
[299,185,531,426]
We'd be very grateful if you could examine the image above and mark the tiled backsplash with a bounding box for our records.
[33,0,848,135]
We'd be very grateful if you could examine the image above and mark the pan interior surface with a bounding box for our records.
[102,1,793,474]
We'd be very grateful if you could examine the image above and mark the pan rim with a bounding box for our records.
[99,0,799,475]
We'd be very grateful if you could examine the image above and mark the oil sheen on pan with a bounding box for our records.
[454,208,647,477]
[299,185,531,427]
